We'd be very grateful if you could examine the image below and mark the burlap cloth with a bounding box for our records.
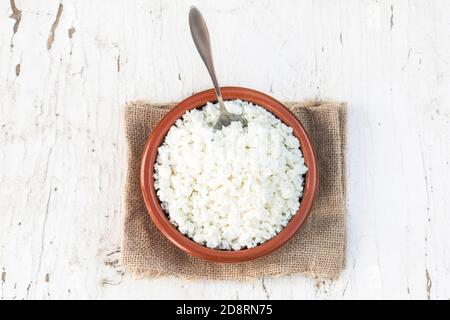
[121,100,347,280]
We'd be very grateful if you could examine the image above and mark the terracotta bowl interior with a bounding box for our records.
[141,87,318,263]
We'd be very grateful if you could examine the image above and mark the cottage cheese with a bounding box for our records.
[154,100,308,250]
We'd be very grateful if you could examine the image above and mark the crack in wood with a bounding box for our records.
[68,26,76,56]
[47,3,64,50]
[100,279,122,286]
[26,282,32,299]
[68,26,76,39]
[9,0,22,48]
[104,259,119,268]
[261,277,270,300]
[105,249,121,257]
[390,4,394,30]
[35,189,53,284]
[426,269,432,300]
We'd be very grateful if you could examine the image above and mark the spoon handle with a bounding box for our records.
[189,7,227,111]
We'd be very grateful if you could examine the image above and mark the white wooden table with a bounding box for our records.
[1,0,449,300]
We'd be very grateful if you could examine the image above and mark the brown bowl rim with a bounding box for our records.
[140,87,318,263]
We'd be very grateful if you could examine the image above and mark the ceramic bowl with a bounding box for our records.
[141,87,318,263]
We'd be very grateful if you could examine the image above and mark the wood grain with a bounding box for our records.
[1,0,449,299]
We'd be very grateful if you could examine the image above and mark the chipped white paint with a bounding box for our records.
[1,0,450,300]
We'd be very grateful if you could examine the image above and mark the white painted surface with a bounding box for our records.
[1,0,449,300]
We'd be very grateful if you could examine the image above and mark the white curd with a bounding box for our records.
[154,100,307,250]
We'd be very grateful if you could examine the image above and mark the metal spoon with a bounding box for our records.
[189,6,247,130]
